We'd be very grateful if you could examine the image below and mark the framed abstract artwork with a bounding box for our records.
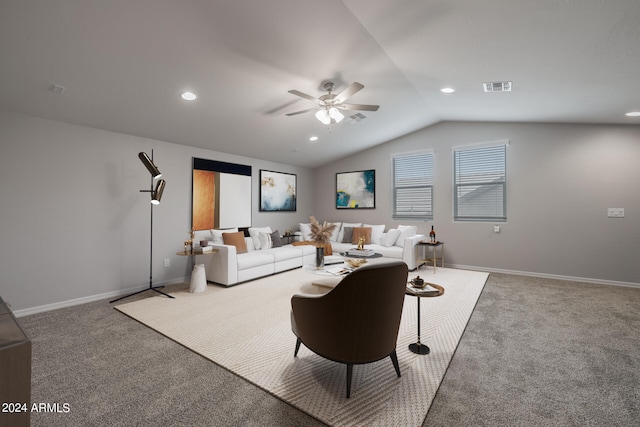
[259,169,297,211]
[336,170,375,209]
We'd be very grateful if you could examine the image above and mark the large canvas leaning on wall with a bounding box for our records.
[259,169,296,211]
[192,158,252,230]
[336,169,375,209]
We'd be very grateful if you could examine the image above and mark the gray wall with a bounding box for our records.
[313,121,640,285]
[0,112,314,312]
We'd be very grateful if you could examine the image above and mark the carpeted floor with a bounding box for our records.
[16,271,640,426]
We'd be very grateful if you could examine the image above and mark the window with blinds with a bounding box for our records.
[453,144,507,222]
[392,151,433,220]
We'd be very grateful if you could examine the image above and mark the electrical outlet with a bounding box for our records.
[164,258,170,268]
[607,208,625,218]
[494,225,500,233]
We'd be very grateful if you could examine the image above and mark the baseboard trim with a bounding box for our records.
[449,264,640,289]
[13,277,189,318]
[14,266,640,317]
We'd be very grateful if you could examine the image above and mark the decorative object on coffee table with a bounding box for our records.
[309,216,337,269]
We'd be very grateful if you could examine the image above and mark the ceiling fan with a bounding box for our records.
[286,81,379,125]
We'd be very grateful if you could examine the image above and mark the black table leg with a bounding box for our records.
[409,296,430,355]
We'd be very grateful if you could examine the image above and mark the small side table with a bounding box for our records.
[177,250,218,293]
[416,241,444,273]
[405,283,445,355]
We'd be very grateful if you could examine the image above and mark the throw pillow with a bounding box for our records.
[270,230,283,248]
[394,225,418,247]
[248,226,272,250]
[351,227,372,244]
[341,226,354,243]
[222,231,248,254]
[363,224,385,244]
[210,228,238,245]
[338,222,361,242]
[299,223,312,241]
[328,222,342,242]
[381,229,401,247]
[258,232,272,250]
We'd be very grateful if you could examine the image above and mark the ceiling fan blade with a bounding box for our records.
[288,89,319,102]
[285,108,316,116]
[334,82,364,104]
[338,103,380,112]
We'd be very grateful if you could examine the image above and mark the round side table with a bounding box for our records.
[405,282,445,355]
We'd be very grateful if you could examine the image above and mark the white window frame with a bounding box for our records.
[391,150,434,221]
[453,141,507,222]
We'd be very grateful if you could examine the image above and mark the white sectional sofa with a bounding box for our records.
[193,223,425,287]
[194,227,315,286]
[300,222,425,271]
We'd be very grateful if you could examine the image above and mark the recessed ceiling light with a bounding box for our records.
[181,91,197,101]
[440,87,455,94]
[309,136,318,142]
[625,111,640,117]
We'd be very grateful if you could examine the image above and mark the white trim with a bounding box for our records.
[14,265,640,317]
[12,277,189,317]
[448,264,640,289]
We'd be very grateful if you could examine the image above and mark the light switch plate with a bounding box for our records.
[607,208,625,218]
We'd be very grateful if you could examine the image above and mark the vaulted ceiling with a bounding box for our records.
[1,0,639,168]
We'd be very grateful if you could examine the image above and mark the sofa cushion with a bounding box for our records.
[270,230,283,248]
[237,251,275,270]
[341,227,354,243]
[211,227,238,244]
[363,224,385,244]
[328,222,342,242]
[258,231,273,249]
[338,222,362,242]
[223,231,248,254]
[352,227,372,244]
[299,223,312,241]
[381,229,401,247]
[263,246,303,262]
[395,225,418,247]
[249,226,273,250]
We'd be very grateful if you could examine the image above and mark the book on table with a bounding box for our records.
[347,248,376,257]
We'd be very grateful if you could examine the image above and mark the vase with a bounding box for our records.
[315,246,325,269]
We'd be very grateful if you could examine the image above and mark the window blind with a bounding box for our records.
[392,151,433,220]
[453,144,506,221]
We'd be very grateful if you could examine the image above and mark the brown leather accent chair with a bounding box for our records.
[291,261,409,398]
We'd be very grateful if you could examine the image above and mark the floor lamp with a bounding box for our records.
[110,150,173,303]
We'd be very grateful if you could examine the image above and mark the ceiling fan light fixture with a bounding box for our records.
[315,109,331,125]
[329,107,344,123]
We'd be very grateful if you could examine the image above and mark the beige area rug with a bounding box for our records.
[115,266,488,426]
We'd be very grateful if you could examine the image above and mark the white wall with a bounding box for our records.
[313,121,640,285]
[0,112,313,312]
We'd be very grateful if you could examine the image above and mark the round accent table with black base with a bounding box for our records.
[405,282,445,355]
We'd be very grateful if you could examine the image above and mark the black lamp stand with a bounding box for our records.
[110,150,173,303]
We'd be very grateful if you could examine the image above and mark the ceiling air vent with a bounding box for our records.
[346,112,367,125]
[483,81,512,92]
